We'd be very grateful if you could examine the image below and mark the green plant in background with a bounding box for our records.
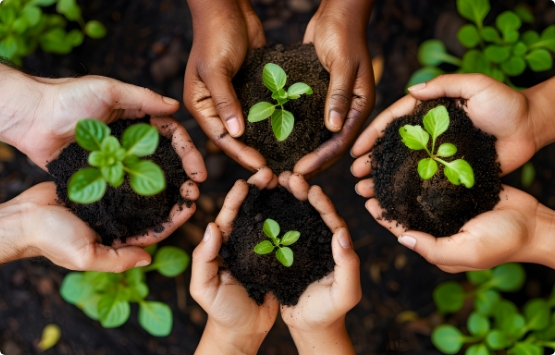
[253,218,300,267]
[0,0,106,65]
[60,245,190,337]
[248,63,313,141]
[408,0,555,90]
[521,161,536,188]
[431,263,555,355]
[68,119,166,204]
[399,105,475,188]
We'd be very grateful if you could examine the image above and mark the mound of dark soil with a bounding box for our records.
[372,98,502,237]
[47,118,190,245]
[220,185,334,305]
[233,43,332,174]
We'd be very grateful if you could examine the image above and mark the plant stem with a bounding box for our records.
[438,53,463,67]
[434,157,451,167]
[535,341,555,349]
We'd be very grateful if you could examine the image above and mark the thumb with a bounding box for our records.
[325,63,357,132]
[79,244,152,273]
[331,228,361,306]
[407,73,496,101]
[190,223,223,304]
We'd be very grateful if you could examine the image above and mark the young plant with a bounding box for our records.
[408,0,555,90]
[399,105,475,188]
[60,245,190,337]
[68,119,166,204]
[247,63,313,141]
[430,263,555,355]
[253,218,300,267]
[0,0,107,65]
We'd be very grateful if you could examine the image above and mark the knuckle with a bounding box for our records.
[329,87,351,107]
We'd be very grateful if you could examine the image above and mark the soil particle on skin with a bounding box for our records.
[47,118,190,246]
[372,98,502,237]
[220,185,335,306]
[233,43,332,174]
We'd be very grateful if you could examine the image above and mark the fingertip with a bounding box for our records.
[327,110,345,132]
[224,116,245,138]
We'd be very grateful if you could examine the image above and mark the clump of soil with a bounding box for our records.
[233,43,332,174]
[220,185,334,306]
[372,98,502,237]
[47,118,190,246]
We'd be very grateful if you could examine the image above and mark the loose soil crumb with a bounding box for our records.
[233,43,332,173]
[220,185,334,306]
[47,118,190,245]
[372,98,501,237]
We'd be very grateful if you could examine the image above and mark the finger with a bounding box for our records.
[355,178,374,198]
[365,198,407,236]
[247,167,275,190]
[325,62,358,132]
[150,117,207,183]
[351,154,372,178]
[180,180,200,201]
[76,244,152,273]
[351,95,418,158]
[407,73,497,102]
[331,228,362,307]
[267,173,279,189]
[215,180,249,240]
[437,265,482,273]
[190,223,223,305]
[278,171,293,192]
[289,173,310,201]
[308,186,346,233]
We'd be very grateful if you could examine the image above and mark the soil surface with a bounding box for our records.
[234,43,332,174]
[372,98,502,237]
[220,185,334,306]
[47,118,190,246]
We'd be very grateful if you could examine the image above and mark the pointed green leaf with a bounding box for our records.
[248,102,275,122]
[60,272,95,305]
[101,162,124,187]
[524,299,550,331]
[152,246,190,277]
[281,231,301,246]
[490,263,525,291]
[263,219,280,239]
[287,82,313,99]
[128,282,149,302]
[423,105,450,140]
[457,0,490,26]
[468,312,490,337]
[262,63,287,92]
[98,293,130,328]
[126,160,166,196]
[513,42,527,57]
[418,40,460,66]
[418,158,438,180]
[436,143,457,157]
[271,109,294,141]
[493,299,518,328]
[538,25,555,52]
[56,0,81,21]
[486,330,510,350]
[521,30,540,46]
[431,325,465,354]
[458,24,480,48]
[496,11,521,34]
[514,4,534,24]
[433,281,465,313]
[68,168,106,204]
[75,119,111,151]
[444,159,475,188]
[276,247,294,267]
[465,343,490,355]
[399,125,429,151]
[84,20,107,39]
[254,240,275,254]
[139,301,173,337]
[121,123,159,157]
[66,29,84,47]
[467,269,492,285]
[525,49,553,72]
[22,6,42,26]
[484,45,511,63]
[481,26,502,43]
[501,56,526,76]
[78,293,101,320]
[474,289,500,316]
[508,343,542,355]
[500,313,525,338]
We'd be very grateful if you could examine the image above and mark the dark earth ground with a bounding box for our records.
[1,0,555,354]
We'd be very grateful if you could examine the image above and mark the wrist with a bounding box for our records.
[523,78,555,151]
[288,318,355,355]
[529,203,555,269]
[195,318,266,355]
[0,196,39,264]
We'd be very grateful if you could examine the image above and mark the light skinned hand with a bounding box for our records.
[191,167,278,355]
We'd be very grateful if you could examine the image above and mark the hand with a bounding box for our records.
[191,167,278,355]
[279,173,361,355]
[295,0,374,179]
[184,0,270,175]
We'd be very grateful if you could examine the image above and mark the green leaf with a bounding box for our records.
[67,29,84,47]
[84,20,107,39]
[40,28,73,54]
[458,24,481,48]
[84,272,121,292]
[152,246,190,277]
[524,299,550,331]
[75,119,110,151]
[248,102,275,122]
[484,45,511,63]
[100,136,121,155]
[263,219,280,240]
[101,162,124,187]
[465,343,490,355]
[22,6,42,26]
[124,267,145,285]
[121,123,159,157]
[521,30,540,46]
[38,324,62,351]
[514,4,534,24]
[98,293,130,328]
[508,342,542,355]
[521,162,535,188]
[501,56,526,76]
[457,0,490,26]
[30,0,58,6]
[0,7,16,25]
[271,88,288,101]
[144,244,158,256]
[287,82,313,99]
[474,289,500,316]
[271,109,294,141]
[500,313,525,338]
[443,159,475,188]
[486,330,509,350]
[462,50,490,74]
[418,40,460,66]
[68,168,106,204]
[254,240,275,254]
[262,63,287,93]
[128,282,149,302]
[468,312,490,337]
[431,325,465,354]
[433,281,465,313]
[504,29,520,44]
[60,272,94,305]
[538,25,555,52]
[281,231,300,246]
[126,160,166,196]
[481,26,502,43]
[88,152,105,169]
[494,300,518,328]
[78,293,101,320]
[423,105,450,141]
[513,42,527,57]
[406,67,444,90]
[418,158,438,180]
[436,143,457,157]
[139,301,173,337]
[490,263,525,291]
[467,269,492,285]
[276,247,294,267]
[490,68,504,82]
[496,11,521,34]
[532,323,555,341]
[56,0,81,21]
[0,36,18,59]
[525,49,553,72]
[12,18,29,35]
[399,125,429,151]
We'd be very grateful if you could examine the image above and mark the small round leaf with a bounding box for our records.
[467,269,492,285]
[121,123,159,157]
[56,0,81,21]
[418,40,450,66]
[75,119,110,151]
[467,312,490,336]
[126,160,166,196]
[431,325,465,354]
[521,30,540,46]
[406,67,444,90]
[139,301,173,337]
[399,125,429,151]
[539,25,555,52]
[271,109,294,141]
[457,0,490,26]
[484,45,511,64]
[509,343,542,355]
[525,49,553,72]
[514,4,534,24]
[84,20,107,39]
[68,168,106,204]
[458,24,480,48]
[98,293,131,328]
[276,247,294,267]
[60,272,94,304]
[462,50,490,74]
[281,231,301,246]
[152,246,190,277]
[248,102,275,122]
[501,56,526,76]
[287,82,313,99]
[512,42,527,57]
[474,289,500,316]
[22,5,42,26]
[423,105,450,140]
[481,26,502,43]
[485,330,509,350]
[521,162,535,188]
[418,158,438,180]
[496,11,521,33]
[254,240,275,254]
[436,143,457,157]
[66,29,84,47]
[444,159,475,188]
[262,63,287,92]
[465,343,490,355]
[523,299,550,331]
[490,263,524,291]
[263,219,280,239]
[101,162,124,187]
[433,281,465,313]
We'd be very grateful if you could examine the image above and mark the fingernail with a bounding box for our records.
[329,110,343,130]
[350,150,355,158]
[407,82,426,92]
[354,183,360,195]
[226,117,240,136]
[162,96,179,105]
[203,224,212,242]
[339,230,352,248]
[398,235,416,249]
[135,260,150,268]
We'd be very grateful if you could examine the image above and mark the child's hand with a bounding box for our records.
[191,168,278,355]
[280,173,361,355]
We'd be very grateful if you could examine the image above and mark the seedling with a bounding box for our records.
[253,218,300,267]
[399,105,475,188]
[68,119,166,204]
[247,63,313,141]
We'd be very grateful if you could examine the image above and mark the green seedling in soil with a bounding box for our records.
[429,263,555,355]
[408,0,555,90]
[68,119,166,204]
[253,218,300,267]
[0,0,107,65]
[60,245,190,337]
[399,105,475,188]
[247,63,313,141]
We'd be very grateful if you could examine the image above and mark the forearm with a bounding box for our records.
[524,76,555,150]
[315,0,373,26]
[289,318,356,355]
[195,319,266,355]
[0,198,37,264]
[530,203,555,270]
